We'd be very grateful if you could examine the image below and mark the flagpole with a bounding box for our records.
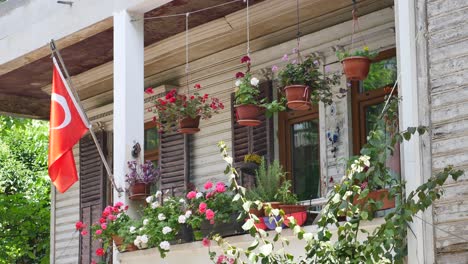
[49,39,123,194]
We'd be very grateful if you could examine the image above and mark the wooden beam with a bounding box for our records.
[0,94,49,119]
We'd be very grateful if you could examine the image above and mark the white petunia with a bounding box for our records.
[162,226,172,235]
[140,234,149,244]
[178,215,186,224]
[196,192,203,199]
[259,244,273,256]
[146,195,154,203]
[158,213,166,221]
[143,219,149,226]
[133,237,141,247]
[151,201,160,209]
[179,198,185,203]
[235,79,241,87]
[129,226,136,233]
[155,190,162,197]
[360,155,370,167]
[275,226,282,233]
[159,241,170,251]
[303,232,313,242]
[250,77,259,86]
[185,210,192,218]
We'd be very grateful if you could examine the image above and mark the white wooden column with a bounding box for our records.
[395,0,435,263]
[113,9,144,218]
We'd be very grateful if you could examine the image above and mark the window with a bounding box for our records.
[279,107,321,201]
[144,121,160,164]
[351,48,400,174]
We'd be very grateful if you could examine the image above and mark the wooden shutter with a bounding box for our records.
[159,129,189,197]
[79,131,108,264]
[231,80,275,168]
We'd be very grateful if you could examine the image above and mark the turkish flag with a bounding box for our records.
[48,59,90,193]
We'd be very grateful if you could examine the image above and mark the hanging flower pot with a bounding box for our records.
[128,182,151,200]
[235,104,262,127]
[178,115,201,134]
[341,56,372,81]
[284,85,311,110]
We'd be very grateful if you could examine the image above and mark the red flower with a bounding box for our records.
[202,237,211,247]
[96,248,105,257]
[124,205,129,211]
[210,103,217,110]
[108,214,117,221]
[215,182,226,193]
[199,202,207,214]
[194,84,201,89]
[204,181,213,190]
[165,93,173,99]
[101,223,107,230]
[95,229,102,235]
[203,94,209,99]
[205,209,215,221]
[81,230,88,236]
[91,260,97,264]
[240,55,251,63]
[115,201,124,207]
[152,116,157,123]
[75,221,85,230]
[99,218,106,224]
[145,87,154,94]
[219,102,224,110]
[186,191,197,199]
[235,72,245,79]
[169,97,176,103]
[190,95,195,100]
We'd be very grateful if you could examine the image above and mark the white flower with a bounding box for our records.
[140,234,149,244]
[185,210,192,218]
[196,192,203,199]
[275,226,282,233]
[162,226,172,235]
[158,213,166,221]
[143,219,149,226]
[146,195,154,203]
[134,237,141,247]
[227,249,237,258]
[303,232,313,242]
[134,235,148,249]
[129,226,136,233]
[250,77,259,86]
[259,244,273,256]
[179,198,185,203]
[139,227,144,231]
[235,79,241,87]
[178,215,186,224]
[360,155,370,167]
[151,201,160,209]
[155,190,162,197]
[159,241,170,251]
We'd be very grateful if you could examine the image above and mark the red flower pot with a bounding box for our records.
[352,189,395,211]
[178,115,201,134]
[283,211,308,227]
[112,235,138,252]
[278,204,307,215]
[341,56,372,81]
[284,85,311,111]
[128,182,150,200]
[235,104,262,127]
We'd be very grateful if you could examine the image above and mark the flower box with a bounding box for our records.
[113,235,138,252]
[196,214,244,240]
[352,189,395,211]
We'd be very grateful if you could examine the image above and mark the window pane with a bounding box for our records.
[290,119,320,200]
[362,57,397,92]
[144,127,159,151]
[365,103,385,136]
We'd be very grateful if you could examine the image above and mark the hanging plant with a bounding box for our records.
[337,46,378,81]
[125,160,159,200]
[149,85,224,134]
[271,52,340,111]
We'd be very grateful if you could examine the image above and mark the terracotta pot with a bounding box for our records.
[128,182,150,200]
[341,56,372,81]
[263,201,281,215]
[284,85,312,111]
[249,207,265,218]
[235,104,262,127]
[278,204,307,215]
[112,235,138,252]
[352,189,395,211]
[178,115,201,134]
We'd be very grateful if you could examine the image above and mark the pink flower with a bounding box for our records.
[187,191,197,199]
[215,182,226,193]
[217,255,227,264]
[194,84,201,89]
[81,230,88,236]
[206,191,216,199]
[271,65,279,72]
[99,218,106,224]
[115,201,124,207]
[108,214,117,221]
[324,65,331,73]
[96,248,105,257]
[95,229,102,235]
[360,181,368,190]
[101,223,107,230]
[281,54,289,61]
[205,209,215,221]
[204,181,213,190]
[292,48,299,54]
[235,72,245,79]
[75,221,85,230]
[145,87,154,94]
[292,59,297,64]
[91,260,97,264]
[202,237,211,247]
[199,202,207,214]
[240,55,251,63]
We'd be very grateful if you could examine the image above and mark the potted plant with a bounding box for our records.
[185,181,243,240]
[234,55,263,127]
[240,153,262,174]
[150,85,224,134]
[125,160,159,200]
[337,46,378,81]
[272,51,340,110]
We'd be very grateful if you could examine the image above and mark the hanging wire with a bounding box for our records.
[296,0,301,50]
[185,12,190,95]
[246,0,250,56]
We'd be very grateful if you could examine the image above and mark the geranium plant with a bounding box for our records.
[336,46,378,81]
[234,56,261,106]
[150,85,224,133]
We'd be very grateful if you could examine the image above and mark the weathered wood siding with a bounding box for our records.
[426,0,468,262]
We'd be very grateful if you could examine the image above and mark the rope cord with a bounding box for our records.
[246,0,250,56]
[185,12,190,95]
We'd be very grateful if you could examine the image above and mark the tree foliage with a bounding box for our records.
[0,116,50,264]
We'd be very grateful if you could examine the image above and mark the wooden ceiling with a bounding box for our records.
[0,0,393,119]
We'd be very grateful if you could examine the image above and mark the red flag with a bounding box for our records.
[48,58,90,193]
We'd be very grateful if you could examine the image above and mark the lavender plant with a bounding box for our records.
[125,160,159,186]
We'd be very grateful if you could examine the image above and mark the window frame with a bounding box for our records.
[144,121,160,162]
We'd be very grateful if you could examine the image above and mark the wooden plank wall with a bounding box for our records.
[425,0,468,262]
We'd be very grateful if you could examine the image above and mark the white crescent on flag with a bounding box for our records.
[50,93,71,130]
